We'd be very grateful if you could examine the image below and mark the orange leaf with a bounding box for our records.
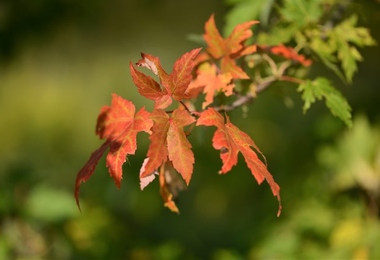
[196,108,282,216]
[220,56,250,79]
[140,108,195,185]
[140,109,170,178]
[204,14,225,59]
[203,15,258,59]
[171,48,201,101]
[188,63,234,108]
[264,44,312,67]
[131,48,202,108]
[227,20,259,55]
[167,109,196,185]
[75,94,153,210]
[129,62,163,100]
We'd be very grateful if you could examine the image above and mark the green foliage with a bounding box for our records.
[308,15,376,83]
[223,0,273,35]
[252,0,377,84]
[318,115,380,195]
[280,0,323,26]
[298,77,352,127]
[226,0,375,127]
[254,116,380,259]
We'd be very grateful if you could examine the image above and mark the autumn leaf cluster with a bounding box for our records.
[75,11,375,216]
[74,14,285,216]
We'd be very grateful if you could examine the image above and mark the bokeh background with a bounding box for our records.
[0,0,379,259]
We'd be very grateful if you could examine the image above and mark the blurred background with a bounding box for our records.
[0,0,379,259]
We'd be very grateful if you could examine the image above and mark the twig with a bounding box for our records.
[213,74,304,112]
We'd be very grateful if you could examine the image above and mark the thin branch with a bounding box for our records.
[262,54,278,75]
[213,74,304,112]
[280,75,304,84]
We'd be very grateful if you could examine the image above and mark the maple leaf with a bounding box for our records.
[261,44,312,66]
[202,14,259,79]
[75,94,152,210]
[196,108,282,216]
[298,77,352,127]
[130,48,201,109]
[188,63,234,109]
[140,108,196,185]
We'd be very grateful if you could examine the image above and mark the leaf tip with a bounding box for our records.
[74,179,83,213]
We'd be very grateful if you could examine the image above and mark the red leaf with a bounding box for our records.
[131,48,201,108]
[140,108,195,185]
[167,109,196,185]
[75,94,153,209]
[129,62,162,100]
[140,109,170,178]
[171,48,201,101]
[75,141,110,211]
[263,44,312,67]
[196,108,282,216]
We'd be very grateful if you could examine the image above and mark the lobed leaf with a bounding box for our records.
[140,108,195,185]
[188,63,235,109]
[227,20,258,54]
[75,94,153,210]
[203,14,258,65]
[298,77,352,127]
[197,108,281,216]
[131,48,202,108]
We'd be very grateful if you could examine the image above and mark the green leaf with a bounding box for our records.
[337,42,362,83]
[224,0,269,36]
[257,24,300,45]
[334,15,377,47]
[298,77,352,127]
[332,15,376,82]
[309,36,346,83]
[280,0,323,27]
